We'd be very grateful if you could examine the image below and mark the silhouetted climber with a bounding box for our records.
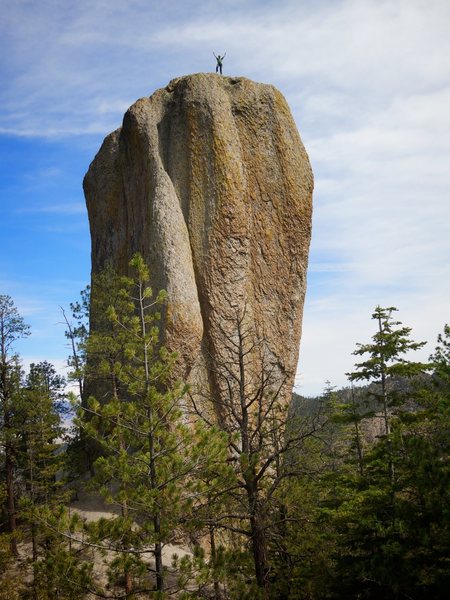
[213,52,226,75]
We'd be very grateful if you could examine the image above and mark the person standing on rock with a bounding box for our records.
[213,52,226,74]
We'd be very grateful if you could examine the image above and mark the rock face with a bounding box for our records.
[84,73,313,406]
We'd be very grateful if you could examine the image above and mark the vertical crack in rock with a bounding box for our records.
[84,73,313,408]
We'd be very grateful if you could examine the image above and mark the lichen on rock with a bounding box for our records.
[84,73,313,407]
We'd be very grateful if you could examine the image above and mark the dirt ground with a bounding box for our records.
[69,490,195,597]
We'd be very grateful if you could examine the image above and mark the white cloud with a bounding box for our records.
[296,283,447,397]
[17,202,86,215]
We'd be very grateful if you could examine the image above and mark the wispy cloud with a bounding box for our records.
[2,1,449,139]
[17,202,86,215]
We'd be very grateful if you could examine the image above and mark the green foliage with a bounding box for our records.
[190,308,330,598]
[19,361,66,491]
[321,395,449,599]
[430,323,450,384]
[28,506,95,600]
[348,306,428,435]
[0,531,26,599]
[319,320,450,600]
[78,254,229,596]
[349,306,427,383]
[63,286,90,400]
[2,287,448,600]
[278,317,449,600]
[17,360,71,584]
[270,384,357,599]
[0,295,31,355]
[0,296,88,597]
[0,295,31,557]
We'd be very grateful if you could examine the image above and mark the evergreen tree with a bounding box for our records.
[78,254,227,597]
[348,306,427,435]
[347,305,427,483]
[322,312,448,600]
[27,504,95,600]
[18,362,67,570]
[62,286,93,477]
[348,306,427,437]
[430,323,450,383]
[62,287,90,405]
[0,295,30,557]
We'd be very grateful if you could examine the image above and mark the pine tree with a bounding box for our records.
[347,305,427,483]
[62,286,90,405]
[322,312,447,600]
[348,306,427,436]
[18,363,66,559]
[0,295,30,557]
[78,254,227,597]
[430,323,450,383]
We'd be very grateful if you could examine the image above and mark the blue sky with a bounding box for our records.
[1,0,449,396]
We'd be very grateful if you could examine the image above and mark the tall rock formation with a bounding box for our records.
[84,73,313,407]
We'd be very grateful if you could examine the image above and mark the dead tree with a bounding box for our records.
[189,307,323,598]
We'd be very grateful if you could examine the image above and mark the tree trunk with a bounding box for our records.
[119,423,133,596]
[250,513,269,597]
[5,444,18,557]
[154,516,164,591]
[210,526,222,600]
[121,496,133,595]
[124,571,132,596]
[31,522,38,562]
[354,419,365,476]
[350,387,365,476]
[246,483,269,597]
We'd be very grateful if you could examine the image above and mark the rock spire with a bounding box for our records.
[84,73,313,406]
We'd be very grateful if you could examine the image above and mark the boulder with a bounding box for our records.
[84,73,313,407]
